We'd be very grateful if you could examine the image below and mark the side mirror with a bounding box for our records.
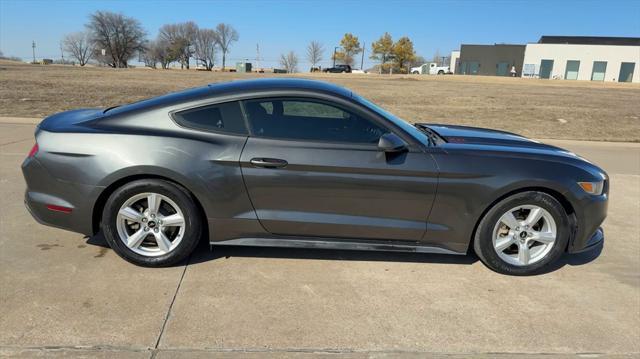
[378,133,407,153]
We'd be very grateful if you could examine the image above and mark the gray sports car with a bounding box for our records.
[22,79,607,275]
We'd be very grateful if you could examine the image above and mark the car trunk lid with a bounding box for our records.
[38,108,104,132]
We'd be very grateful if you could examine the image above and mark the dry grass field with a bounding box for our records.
[1,60,638,141]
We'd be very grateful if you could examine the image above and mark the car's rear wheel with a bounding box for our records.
[473,191,569,275]
[102,179,202,267]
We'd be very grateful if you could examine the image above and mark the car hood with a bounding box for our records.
[421,124,562,150]
[418,123,597,163]
[420,123,607,184]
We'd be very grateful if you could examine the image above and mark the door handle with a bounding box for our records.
[250,158,288,168]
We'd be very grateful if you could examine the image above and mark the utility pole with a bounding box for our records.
[333,46,339,67]
[32,41,36,63]
[256,43,260,71]
[60,42,64,62]
[360,41,365,70]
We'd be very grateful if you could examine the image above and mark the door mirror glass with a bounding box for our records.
[378,133,407,152]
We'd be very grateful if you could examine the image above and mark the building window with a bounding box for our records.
[496,62,509,76]
[468,62,479,75]
[591,61,607,81]
[565,60,580,80]
[539,60,554,79]
[618,62,635,82]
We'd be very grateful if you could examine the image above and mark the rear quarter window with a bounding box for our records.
[173,101,247,135]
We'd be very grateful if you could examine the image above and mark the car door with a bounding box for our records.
[239,96,438,242]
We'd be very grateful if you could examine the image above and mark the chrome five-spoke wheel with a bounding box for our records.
[492,205,557,266]
[116,192,186,257]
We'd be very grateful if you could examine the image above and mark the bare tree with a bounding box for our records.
[86,10,146,68]
[62,31,94,66]
[140,40,158,68]
[280,51,298,73]
[157,39,175,69]
[306,41,323,71]
[215,23,238,71]
[409,55,427,68]
[194,28,218,70]
[432,49,442,65]
[158,21,198,69]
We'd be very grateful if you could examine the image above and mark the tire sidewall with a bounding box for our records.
[102,179,202,267]
[474,191,569,275]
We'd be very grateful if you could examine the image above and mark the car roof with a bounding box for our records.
[208,78,353,97]
[106,78,353,116]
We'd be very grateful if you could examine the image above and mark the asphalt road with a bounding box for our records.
[1,121,638,358]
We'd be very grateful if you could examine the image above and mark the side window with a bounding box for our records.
[243,98,386,144]
[173,101,247,135]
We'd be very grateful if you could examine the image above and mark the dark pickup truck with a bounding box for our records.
[322,64,352,73]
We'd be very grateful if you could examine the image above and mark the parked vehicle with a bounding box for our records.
[22,79,607,275]
[411,62,451,75]
[323,64,352,73]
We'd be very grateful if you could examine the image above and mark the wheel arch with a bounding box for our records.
[91,173,208,237]
[468,186,577,254]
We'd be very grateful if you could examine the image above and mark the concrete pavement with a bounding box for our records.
[0,122,638,358]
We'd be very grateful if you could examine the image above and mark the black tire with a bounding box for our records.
[412,71,419,74]
[473,191,569,275]
[437,70,444,75]
[102,179,202,267]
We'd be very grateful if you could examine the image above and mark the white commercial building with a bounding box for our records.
[449,50,460,74]
[521,36,639,82]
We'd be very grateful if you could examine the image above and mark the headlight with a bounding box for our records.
[578,181,605,195]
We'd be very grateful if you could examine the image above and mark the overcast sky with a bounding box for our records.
[1,0,639,68]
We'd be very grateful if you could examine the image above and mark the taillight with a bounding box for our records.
[27,143,38,158]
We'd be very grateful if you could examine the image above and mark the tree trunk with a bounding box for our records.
[222,53,226,72]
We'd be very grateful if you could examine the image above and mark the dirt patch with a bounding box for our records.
[0,61,638,141]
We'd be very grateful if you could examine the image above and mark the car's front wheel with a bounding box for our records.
[473,191,570,275]
[102,179,202,267]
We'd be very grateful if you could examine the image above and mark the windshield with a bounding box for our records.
[353,94,431,147]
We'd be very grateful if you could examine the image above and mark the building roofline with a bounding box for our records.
[538,35,640,46]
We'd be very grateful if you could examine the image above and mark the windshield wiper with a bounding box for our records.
[103,105,120,113]
[414,124,441,146]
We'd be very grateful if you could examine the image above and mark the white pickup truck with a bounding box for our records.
[411,62,451,75]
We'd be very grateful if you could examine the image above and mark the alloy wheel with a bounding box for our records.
[116,192,186,257]
[492,205,557,266]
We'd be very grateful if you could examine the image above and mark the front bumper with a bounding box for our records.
[571,227,604,253]
[567,189,608,253]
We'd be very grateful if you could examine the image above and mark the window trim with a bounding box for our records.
[239,96,394,146]
[166,91,424,152]
[169,100,249,136]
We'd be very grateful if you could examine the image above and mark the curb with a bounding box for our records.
[0,117,41,125]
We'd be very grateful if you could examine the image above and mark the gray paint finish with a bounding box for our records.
[22,79,608,256]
